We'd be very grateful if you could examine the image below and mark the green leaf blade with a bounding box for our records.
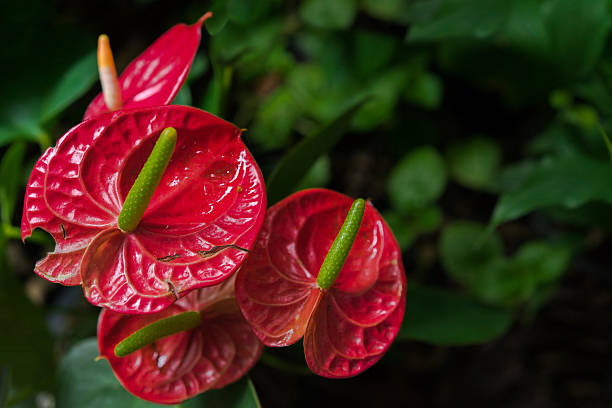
[266,96,367,205]
[400,286,513,345]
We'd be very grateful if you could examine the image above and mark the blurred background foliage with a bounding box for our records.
[2,0,612,406]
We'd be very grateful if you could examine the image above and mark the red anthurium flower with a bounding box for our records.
[84,12,212,120]
[235,189,406,378]
[22,105,266,313]
[98,275,262,404]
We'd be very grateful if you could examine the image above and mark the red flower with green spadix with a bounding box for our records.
[84,12,212,120]
[21,105,266,313]
[235,189,406,378]
[97,275,262,404]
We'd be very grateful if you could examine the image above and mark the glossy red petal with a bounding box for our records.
[78,106,265,313]
[97,282,262,404]
[21,117,116,285]
[34,248,86,285]
[236,197,324,346]
[82,229,176,314]
[45,117,118,226]
[236,189,405,376]
[84,18,204,120]
[303,289,406,378]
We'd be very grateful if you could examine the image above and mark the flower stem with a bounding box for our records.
[114,311,201,357]
[118,127,177,232]
[316,198,366,290]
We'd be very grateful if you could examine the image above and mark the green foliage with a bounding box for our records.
[447,136,502,190]
[492,154,612,227]
[399,286,513,345]
[408,0,511,41]
[58,339,260,408]
[266,97,367,204]
[40,51,97,122]
[299,0,356,30]
[57,339,168,407]
[440,221,574,306]
[403,72,443,110]
[387,146,446,212]
[384,207,442,250]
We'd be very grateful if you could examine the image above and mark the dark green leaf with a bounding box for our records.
[182,377,260,408]
[56,339,168,408]
[439,221,504,285]
[447,136,501,190]
[294,156,330,191]
[187,55,209,83]
[40,51,97,122]
[352,31,397,78]
[172,87,192,106]
[408,0,511,42]
[200,64,233,117]
[384,207,443,251]
[227,0,271,23]
[360,0,424,23]
[299,0,356,30]
[440,221,530,306]
[440,221,574,306]
[266,97,367,205]
[351,67,410,131]
[403,72,443,110]
[211,20,282,64]
[387,146,446,212]
[0,142,27,224]
[399,286,513,345]
[205,1,229,35]
[249,88,298,151]
[491,154,612,227]
[511,240,573,285]
[543,0,612,79]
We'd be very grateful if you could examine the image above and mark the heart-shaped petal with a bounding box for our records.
[236,189,405,377]
[23,106,266,314]
[97,277,262,404]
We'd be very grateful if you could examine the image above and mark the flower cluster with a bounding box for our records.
[22,12,406,404]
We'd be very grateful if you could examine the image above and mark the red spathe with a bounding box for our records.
[236,189,405,378]
[22,105,266,314]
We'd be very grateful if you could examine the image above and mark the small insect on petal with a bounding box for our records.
[97,34,122,111]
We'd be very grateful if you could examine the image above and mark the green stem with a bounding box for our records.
[117,127,177,232]
[114,311,201,357]
[316,198,366,290]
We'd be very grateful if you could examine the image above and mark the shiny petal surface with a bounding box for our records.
[84,17,205,120]
[78,106,265,313]
[23,105,265,314]
[236,195,324,346]
[97,284,262,404]
[21,116,116,285]
[236,189,406,377]
[304,288,406,378]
